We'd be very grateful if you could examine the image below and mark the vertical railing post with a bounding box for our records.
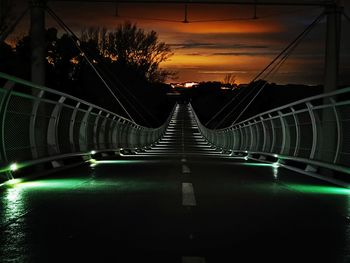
[291,107,300,157]
[278,111,288,155]
[29,90,44,159]
[306,102,318,160]
[260,116,267,152]
[249,122,254,151]
[69,102,80,153]
[79,106,92,152]
[93,110,102,150]
[269,114,275,153]
[47,96,65,155]
[99,113,110,150]
[330,98,341,164]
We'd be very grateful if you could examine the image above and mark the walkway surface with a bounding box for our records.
[1,104,350,262]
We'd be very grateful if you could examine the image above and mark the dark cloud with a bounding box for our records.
[212,51,275,56]
[170,41,269,50]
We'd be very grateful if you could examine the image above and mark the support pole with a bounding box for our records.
[30,0,47,160]
[321,1,343,173]
[324,2,342,93]
[0,0,8,36]
[30,0,46,86]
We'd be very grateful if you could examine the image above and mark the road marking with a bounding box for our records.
[182,164,191,174]
[182,182,196,206]
[181,158,187,163]
[182,257,206,263]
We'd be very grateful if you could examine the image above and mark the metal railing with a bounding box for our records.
[193,87,350,176]
[0,72,169,175]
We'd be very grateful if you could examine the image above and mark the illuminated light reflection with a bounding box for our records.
[288,184,350,195]
[241,162,274,167]
[10,163,18,171]
[1,183,28,261]
[273,167,279,179]
[89,159,151,167]
[16,179,89,190]
[6,178,23,186]
[92,160,151,165]
[14,178,163,192]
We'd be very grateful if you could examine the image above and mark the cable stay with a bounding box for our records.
[82,53,153,127]
[210,11,325,129]
[111,4,308,23]
[0,7,29,42]
[46,7,137,124]
[48,7,164,127]
[75,31,162,126]
[342,11,350,24]
[86,53,160,127]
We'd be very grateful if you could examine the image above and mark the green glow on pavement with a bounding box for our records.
[3,178,23,186]
[287,184,350,195]
[89,159,153,167]
[20,179,86,189]
[11,178,167,192]
[241,162,275,167]
[94,160,148,164]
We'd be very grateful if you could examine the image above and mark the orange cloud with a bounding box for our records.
[172,20,282,34]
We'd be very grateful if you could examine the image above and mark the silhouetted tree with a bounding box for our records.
[81,22,175,83]
[223,73,236,86]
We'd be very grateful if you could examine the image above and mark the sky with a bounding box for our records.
[7,0,350,85]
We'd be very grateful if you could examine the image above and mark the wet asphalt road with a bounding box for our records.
[1,156,350,262]
[1,103,350,262]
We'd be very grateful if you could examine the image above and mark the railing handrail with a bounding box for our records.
[0,71,167,131]
[209,85,350,131]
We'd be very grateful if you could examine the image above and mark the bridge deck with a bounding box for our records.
[0,104,349,262]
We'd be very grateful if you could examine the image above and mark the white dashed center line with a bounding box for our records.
[182,164,191,174]
[182,256,206,263]
[182,182,196,206]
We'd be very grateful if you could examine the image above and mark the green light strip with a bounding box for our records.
[287,184,350,195]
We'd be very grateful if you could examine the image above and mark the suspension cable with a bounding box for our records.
[205,86,246,126]
[85,49,161,126]
[46,7,136,123]
[251,11,325,83]
[47,6,161,126]
[0,7,29,42]
[214,11,325,128]
[86,54,153,127]
[205,11,325,128]
[342,11,350,24]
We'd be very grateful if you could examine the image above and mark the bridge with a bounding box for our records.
[1,0,350,262]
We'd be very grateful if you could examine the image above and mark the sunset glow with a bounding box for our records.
[7,1,350,85]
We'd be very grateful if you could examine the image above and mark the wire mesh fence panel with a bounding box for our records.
[338,105,350,166]
[284,115,297,156]
[0,73,168,169]
[192,86,350,174]
[57,106,74,154]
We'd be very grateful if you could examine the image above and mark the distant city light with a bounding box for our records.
[184,82,198,88]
